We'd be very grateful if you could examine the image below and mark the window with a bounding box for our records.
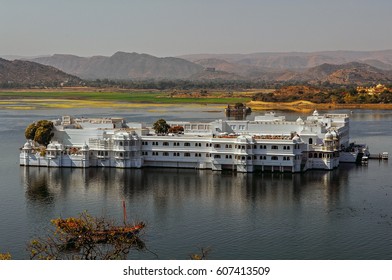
[152,152,158,156]
[239,125,245,130]
[163,152,169,156]
[271,156,279,160]
[163,142,169,146]
[195,153,202,157]
[230,125,236,130]
[214,144,221,148]
[184,153,191,157]
[271,145,278,150]
[225,155,232,159]
[214,155,221,159]
[184,142,190,147]
[309,138,313,145]
[173,152,180,157]
[119,141,123,146]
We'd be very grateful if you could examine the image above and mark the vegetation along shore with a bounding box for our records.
[1,83,392,111]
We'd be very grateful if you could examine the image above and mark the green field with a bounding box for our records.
[0,91,251,104]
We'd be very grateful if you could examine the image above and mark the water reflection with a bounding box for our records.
[22,166,355,211]
[22,167,55,204]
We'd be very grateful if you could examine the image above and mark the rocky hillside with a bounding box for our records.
[31,52,203,80]
[179,50,392,69]
[288,62,392,85]
[13,50,392,85]
[0,58,80,86]
[190,56,392,84]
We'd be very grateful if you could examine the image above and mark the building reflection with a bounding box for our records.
[21,165,355,212]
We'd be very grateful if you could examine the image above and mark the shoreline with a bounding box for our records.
[0,88,391,111]
[248,100,392,112]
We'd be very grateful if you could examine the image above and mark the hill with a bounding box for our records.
[31,52,203,80]
[0,58,80,86]
[14,50,392,85]
[289,62,392,85]
[179,50,392,69]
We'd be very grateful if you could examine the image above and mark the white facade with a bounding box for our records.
[20,111,364,173]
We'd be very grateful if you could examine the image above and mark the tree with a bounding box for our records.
[28,212,146,260]
[153,119,170,135]
[24,120,54,146]
[24,122,37,140]
[0,252,11,260]
[168,125,184,134]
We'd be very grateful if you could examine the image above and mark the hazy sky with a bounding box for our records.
[1,0,391,57]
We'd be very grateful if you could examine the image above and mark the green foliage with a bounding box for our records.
[153,119,170,135]
[24,123,37,140]
[252,86,392,104]
[24,120,54,146]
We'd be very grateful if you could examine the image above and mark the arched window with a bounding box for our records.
[308,138,313,145]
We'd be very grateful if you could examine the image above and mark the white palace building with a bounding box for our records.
[20,111,368,173]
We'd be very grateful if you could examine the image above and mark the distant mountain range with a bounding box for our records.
[30,52,203,80]
[2,50,392,85]
[0,58,80,86]
[179,50,392,70]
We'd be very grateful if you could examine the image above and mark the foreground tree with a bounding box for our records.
[28,212,146,260]
[153,119,170,135]
[0,252,11,260]
[24,120,54,146]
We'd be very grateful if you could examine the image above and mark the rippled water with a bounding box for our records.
[0,107,392,259]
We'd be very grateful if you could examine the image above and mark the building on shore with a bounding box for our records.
[20,111,368,173]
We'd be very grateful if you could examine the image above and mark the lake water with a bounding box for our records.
[1,106,392,259]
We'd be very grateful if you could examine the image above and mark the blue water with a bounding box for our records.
[0,107,391,259]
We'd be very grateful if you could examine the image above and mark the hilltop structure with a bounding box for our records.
[20,111,368,172]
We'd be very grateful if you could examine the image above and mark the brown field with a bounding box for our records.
[248,100,392,112]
